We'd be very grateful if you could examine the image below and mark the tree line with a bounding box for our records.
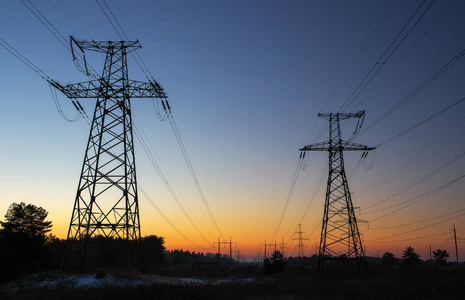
[0,202,455,280]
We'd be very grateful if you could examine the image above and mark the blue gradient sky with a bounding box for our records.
[1,0,465,260]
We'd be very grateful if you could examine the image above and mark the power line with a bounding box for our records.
[49,83,81,122]
[354,47,465,139]
[363,147,465,212]
[284,163,327,247]
[96,0,156,81]
[167,112,226,240]
[375,96,465,147]
[270,155,303,242]
[354,114,465,196]
[58,0,92,39]
[370,207,465,230]
[0,37,85,123]
[338,0,436,113]
[21,0,99,78]
[368,230,449,243]
[367,211,465,242]
[133,116,214,238]
[320,0,394,113]
[133,124,213,245]
[21,0,71,52]
[138,185,209,249]
[354,0,458,111]
[0,38,50,80]
[368,173,465,223]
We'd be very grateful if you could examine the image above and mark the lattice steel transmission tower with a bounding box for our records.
[52,38,167,267]
[293,224,308,258]
[300,111,374,271]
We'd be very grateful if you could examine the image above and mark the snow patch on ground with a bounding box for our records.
[1,273,256,292]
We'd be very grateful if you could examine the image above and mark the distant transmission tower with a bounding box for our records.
[52,38,167,268]
[293,224,309,258]
[300,111,374,271]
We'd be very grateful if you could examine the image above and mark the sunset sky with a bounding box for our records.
[1,0,465,261]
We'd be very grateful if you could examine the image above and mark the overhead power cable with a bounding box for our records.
[58,0,92,39]
[49,84,81,122]
[354,47,465,140]
[375,96,465,147]
[285,164,327,246]
[363,147,465,213]
[271,156,303,242]
[133,116,212,235]
[21,0,98,78]
[96,0,156,82]
[367,210,465,242]
[133,124,213,246]
[0,38,85,122]
[167,112,226,240]
[0,38,50,81]
[21,0,71,52]
[368,173,465,223]
[367,230,449,243]
[370,207,465,230]
[321,0,393,112]
[338,0,436,113]
[138,185,209,249]
[355,0,457,111]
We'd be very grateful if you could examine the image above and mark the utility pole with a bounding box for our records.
[261,240,274,259]
[214,237,236,265]
[279,238,288,255]
[300,111,374,271]
[448,224,464,268]
[214,237,221,265]
[235,249,241,264]
[52,38,168,270]
[293,224,309,258]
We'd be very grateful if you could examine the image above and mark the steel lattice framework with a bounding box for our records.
[300,111,374,271]
[53,39,167,267]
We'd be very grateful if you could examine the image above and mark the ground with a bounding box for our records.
[1,267,465,299]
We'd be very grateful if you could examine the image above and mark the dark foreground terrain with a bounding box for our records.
[1,267,465,300]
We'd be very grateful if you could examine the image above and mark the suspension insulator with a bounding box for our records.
[161,100,167,111]
[166,100,171,112]
[77,101,84,112]
[72,101,80,111]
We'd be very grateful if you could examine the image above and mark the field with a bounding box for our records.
[2,266,465,300]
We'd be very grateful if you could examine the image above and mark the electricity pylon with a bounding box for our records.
[300,111,374,271]
[51,38,167,268]
[293,224,309,258]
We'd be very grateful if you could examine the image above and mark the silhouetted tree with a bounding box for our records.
[140,235,166,272]
[402,246,421,267]
[433,249,449,266]
[0,202,52,239]
[0,202,53,278]
[382,251,397,268]
[263,250,287,274]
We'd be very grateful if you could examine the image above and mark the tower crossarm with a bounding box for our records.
[50,79,167,99]
[299,140,375,152]
[71,37,141,53]
[318,111,365,121]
